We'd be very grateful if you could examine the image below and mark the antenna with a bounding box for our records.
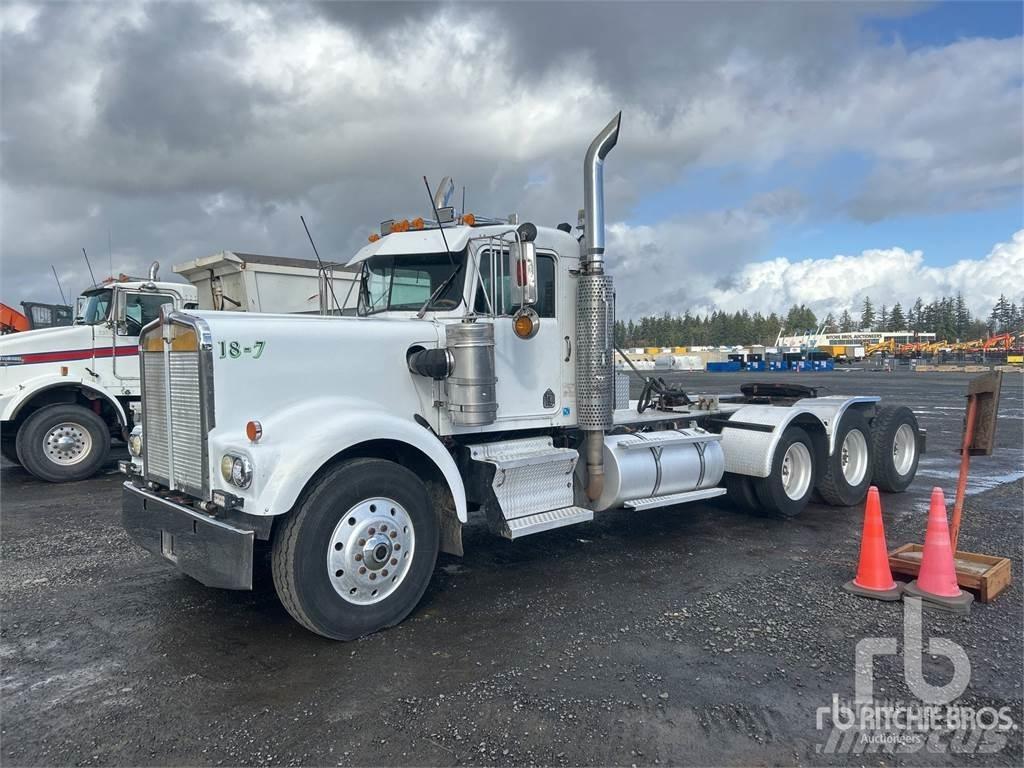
[461,185,466,221]
[51,265,68,306]
[299,215,341,315]
[423,176,453,262]
[108,228,113,279]
[81,247,97,287]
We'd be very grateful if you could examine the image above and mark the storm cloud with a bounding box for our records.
[1,1,1020,314]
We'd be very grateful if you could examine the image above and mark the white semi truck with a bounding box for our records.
[1,254,354,483]
[0,266,198,482]
[121,115,924,640]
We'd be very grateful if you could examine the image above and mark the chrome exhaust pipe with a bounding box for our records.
[582,111,621,270]
[148,261,160,281]
[578,112,621,503]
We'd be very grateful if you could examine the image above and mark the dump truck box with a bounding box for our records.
[174,251,360,314]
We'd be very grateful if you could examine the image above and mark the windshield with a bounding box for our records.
[77,289,113,325]
[359,250,466,315]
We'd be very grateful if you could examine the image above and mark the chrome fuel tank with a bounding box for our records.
[590,429,725,512]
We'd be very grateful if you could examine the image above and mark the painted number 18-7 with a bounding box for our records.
[218,340,266,359]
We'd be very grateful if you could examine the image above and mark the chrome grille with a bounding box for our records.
[142,343,208,496]
[142,351,170,482]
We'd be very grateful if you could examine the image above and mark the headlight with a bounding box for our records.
[128,426,143,457]
[220,453,253,489]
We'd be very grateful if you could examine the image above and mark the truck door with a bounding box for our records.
[113,291,176,386]
[474,248,562,424]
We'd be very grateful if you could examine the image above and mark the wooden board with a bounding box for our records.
[889,543,1012,603]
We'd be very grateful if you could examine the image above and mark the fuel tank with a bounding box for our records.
[589,428,725,512]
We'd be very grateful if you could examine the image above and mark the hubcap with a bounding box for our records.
[892,423,916,476]
[781,441,813,501]
[43,422,92,466]
[840,429,869,486]
[327,497,415,606]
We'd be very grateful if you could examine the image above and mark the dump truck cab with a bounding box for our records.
[0,267,197,482]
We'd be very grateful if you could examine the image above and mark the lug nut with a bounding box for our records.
[358,566,366,574]
[355,553,363,561]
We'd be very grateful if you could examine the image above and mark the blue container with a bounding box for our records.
[706,361,742,372]
[745,361,765,371]
[768,360,789,371]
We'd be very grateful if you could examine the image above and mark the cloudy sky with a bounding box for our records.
[1,1,1022,320]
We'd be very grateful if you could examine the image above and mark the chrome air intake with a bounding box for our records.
[444,321,497,427]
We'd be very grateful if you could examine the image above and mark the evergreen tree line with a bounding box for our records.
[615,293,1024,348]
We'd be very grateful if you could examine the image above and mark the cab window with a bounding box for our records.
[475,251,556,318]
[124,293,174,335]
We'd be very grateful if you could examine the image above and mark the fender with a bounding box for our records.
[0,374,129,426]
[209,396,468,522]
[718,396,879,478]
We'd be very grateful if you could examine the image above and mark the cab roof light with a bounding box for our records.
[368,233,380,243]
[462,213,476,226]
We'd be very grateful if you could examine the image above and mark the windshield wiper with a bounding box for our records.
[416,265,461,319]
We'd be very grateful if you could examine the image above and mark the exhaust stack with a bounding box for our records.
[577,113,621,501]
[148,261,160,281]
[582,112,621,269]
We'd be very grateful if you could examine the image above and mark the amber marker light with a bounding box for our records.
[246,420,263,443]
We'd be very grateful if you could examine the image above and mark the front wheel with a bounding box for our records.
[272,458,439,640]
[15,404,111,482]
[870,405,920,492]
[753,426,816,518]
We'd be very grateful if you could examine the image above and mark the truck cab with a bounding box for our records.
[0,267,197,482]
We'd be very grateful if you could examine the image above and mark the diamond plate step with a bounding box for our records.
[468,436,578,521]
[504,506,594,540]
[623,486,727,511]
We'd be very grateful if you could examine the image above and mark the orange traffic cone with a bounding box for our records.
[844,486,902,601]
[904,487,973,614]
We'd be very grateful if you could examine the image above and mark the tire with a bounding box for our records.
[724,472,761,513]
[870,405,920,493]
[753,426,816,518]
[272,458,439,640]
[1,431,19,465]
[816,409,874,507]
[15,404,111,482]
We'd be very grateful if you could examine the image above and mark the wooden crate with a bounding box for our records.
[889,543,1012,603]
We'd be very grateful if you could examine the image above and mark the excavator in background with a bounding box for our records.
[0,304,30,334]
[0,302,72,334]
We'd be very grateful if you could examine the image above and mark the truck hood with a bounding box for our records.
[0,324,96,358]
[181,311,443,432]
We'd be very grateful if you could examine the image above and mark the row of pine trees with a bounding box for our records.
[614,293,1023,348]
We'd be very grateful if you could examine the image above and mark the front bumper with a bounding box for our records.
[122,482,254,590]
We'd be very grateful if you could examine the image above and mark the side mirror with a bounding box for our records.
[508,241,537,307]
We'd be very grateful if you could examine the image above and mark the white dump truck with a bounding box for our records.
[121,114,924,640]
[0,265,198,482]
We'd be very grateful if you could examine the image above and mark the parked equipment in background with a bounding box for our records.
[0,264,198,482]
[119,113,927,640]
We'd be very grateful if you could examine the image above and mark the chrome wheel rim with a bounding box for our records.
[893,423,916,476]
[327,497,415,606]
[840,429,869,486]
[781,442,813,500]
[43,422,92,466]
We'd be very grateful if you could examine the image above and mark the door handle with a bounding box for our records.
[564,336,572,362]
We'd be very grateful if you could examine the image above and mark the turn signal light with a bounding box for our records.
[513,309,540,340]
[246,420,263,442]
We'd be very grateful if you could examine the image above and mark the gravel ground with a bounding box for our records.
[1,368,1021,766]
